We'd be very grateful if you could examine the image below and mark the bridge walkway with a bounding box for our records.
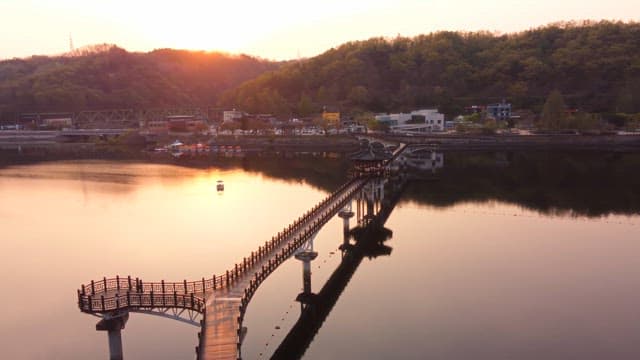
[77,176,369,360]
[198,177,367,359]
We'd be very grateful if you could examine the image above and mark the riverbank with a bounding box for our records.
[2,131,640,153]
[385,133,640,151]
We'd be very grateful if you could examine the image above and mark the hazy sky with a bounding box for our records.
[1,0,638,60]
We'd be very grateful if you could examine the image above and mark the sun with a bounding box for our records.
[135,2,278,54]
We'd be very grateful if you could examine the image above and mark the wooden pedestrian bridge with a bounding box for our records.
[77,143,409,360]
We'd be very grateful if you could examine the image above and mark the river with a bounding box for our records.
[1,152,639,359]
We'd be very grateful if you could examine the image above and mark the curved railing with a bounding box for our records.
[79,275,224,298]
[77,176,369,360]
[78,289,205,314]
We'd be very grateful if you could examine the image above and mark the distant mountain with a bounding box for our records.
[0,45,279,115]
[220,21,640,116]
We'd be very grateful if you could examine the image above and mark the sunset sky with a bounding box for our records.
[1,0,638,60]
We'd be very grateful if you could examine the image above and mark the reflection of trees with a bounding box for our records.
[3,150,640,217]
[403,151,640,217]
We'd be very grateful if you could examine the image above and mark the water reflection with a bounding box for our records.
[273,178,400,359]
[0,160,333,360]
[1,151,640,360]
[6,149,638,217]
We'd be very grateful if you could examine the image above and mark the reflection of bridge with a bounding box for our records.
[271,177,404,359]
[76,145,415,360]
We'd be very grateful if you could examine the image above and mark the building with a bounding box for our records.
[142,115,207,134]
[375,109,445,132]
[145,120,168,134]
[464,105,485,114]
[42,117,73,129]
[322,111,340,125]
[411,109,445,131]
[223,110,244,123]
[486,100,512,120]
[19,112,74,129]
[166,115,207,133]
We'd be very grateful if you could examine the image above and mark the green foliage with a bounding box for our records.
[354,112,375,125]
[366,118,389,132]
[482,118,498,134]
[0,46,278,113]
[464,113,481,123]
[540,90,567,130]
[4,21,640,120]
[221,21,640,117]
[567,112,601,131]
[297,94,315,117]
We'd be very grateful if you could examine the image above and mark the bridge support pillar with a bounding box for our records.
[96,312,129,360]
[295,250,318,309]
[338,203,355,249]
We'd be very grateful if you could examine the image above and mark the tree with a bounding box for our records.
[615,86,635,113]
[540,90,567,130]
[366,118,389,132]
[568,112,601,131]
[347,85,369,107]
[297,94,314,117]
[354,112,375,123]
[464,113,481,123]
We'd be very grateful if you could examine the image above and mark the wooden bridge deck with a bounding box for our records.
[77,169,401,360]
[197,177,367,359]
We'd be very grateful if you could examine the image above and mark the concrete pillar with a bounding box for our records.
[96,313,128,360]
[338,203,354,247]
[295,240,318,307]
[108,329,123,360]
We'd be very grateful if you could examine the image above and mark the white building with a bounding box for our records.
[411,109,445,131]
[375,109,445,133]
[223,110,244,123]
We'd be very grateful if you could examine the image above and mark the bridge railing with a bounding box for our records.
[218,178,366,289]
[79,275,230,298]
[233,178,368,343]
[78,290,205,314]
[79,178,366,309]
[196,177,369,360]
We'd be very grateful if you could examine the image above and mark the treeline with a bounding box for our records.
[220,21,640,117]
[404,151,640,217]
[0,45,279,115]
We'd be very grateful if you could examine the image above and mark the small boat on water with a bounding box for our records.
[216,180,224,191]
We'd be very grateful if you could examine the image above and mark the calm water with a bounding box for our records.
[1,153,639,359]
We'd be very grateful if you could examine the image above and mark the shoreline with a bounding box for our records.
[2,132,640,153]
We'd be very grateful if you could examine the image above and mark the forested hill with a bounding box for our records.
[220,21,640,117]
[0,45,279,113]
